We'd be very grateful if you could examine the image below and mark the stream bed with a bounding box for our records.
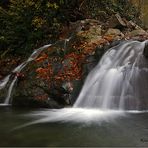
[0,106,148,147]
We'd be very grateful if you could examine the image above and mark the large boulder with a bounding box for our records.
[1,17,148,108]
[9,19,109,108]
[143,40,148,58]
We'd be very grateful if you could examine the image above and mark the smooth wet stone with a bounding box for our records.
[143,40,148,58]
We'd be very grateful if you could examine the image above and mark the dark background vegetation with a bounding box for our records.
[0,0,141,57]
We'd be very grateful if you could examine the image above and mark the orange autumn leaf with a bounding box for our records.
[103,35,114,42]
[36,67,48,73]
[35,53,48,63]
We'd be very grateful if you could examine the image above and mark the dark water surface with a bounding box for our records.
[0,107,148,147]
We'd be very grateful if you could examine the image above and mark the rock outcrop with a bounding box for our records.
[1,14,148,108]
[144,41,148,58]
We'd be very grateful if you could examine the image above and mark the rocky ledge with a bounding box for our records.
[1,14,148,108]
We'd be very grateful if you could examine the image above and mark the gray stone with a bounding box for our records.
[107,13,126,28]
[143,41,148,58]
[129,29,147,37]
[105,28,122,36]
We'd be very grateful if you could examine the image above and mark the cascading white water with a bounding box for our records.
[74,40,148,110]
[0,44,52,105]
[4,76,17,104]
[0,75,11,90]
[12,40,148,128]
[0,37,72,105]
[1,39,148,110]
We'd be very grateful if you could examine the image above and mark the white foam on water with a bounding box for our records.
[13,108,125,130]
[2,40,148,131]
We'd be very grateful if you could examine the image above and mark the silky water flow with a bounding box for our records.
[1,40,148,127]
[74,40,148,110]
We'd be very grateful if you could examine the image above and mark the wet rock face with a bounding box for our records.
[144,41,148,58]
[2,15,148,108]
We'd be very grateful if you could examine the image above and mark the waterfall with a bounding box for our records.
[0,75,11,90]
[11,40,148,128]
[0,37,72,105]
[4,76,17,104]
[0,44,52,105]
[1,39,148,109]
[74,40,148,110]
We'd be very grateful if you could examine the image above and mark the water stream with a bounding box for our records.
[0,40,148,146]
[1,40,148,109]
[0,107,148,147]
[5,40,146,130]
[74,40,148,110]
[0,36,73,105]
[0,44,52,105]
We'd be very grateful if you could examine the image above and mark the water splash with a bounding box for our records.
[13,108,125,130]
[12,40,148,129]
[74,40,148,110]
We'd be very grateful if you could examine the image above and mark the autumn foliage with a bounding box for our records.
[36,64,53,81]
[35,51,84,86]
[55,52,85,81]
[35,29,116,89]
